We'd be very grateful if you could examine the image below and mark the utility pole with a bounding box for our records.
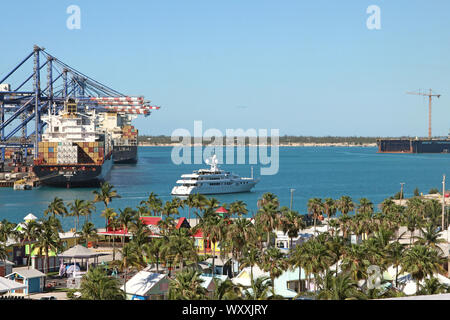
[290,188,295,210]
[400,183,405,206]
[442,174,446,231]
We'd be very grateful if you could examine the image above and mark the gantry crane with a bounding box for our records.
[0,45,160,163]
[406,89,441,138]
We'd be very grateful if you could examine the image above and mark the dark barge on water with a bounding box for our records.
[377,137,450,153]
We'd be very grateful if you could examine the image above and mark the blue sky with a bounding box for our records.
[2,0,450,137]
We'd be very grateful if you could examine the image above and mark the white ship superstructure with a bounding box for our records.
[171,155,259,195]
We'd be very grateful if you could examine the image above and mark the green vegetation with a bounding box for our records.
[1,183,450,300]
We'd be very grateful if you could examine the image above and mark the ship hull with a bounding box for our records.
[113,145,137,164]
[33,157,113,188]
[377,139,450,153]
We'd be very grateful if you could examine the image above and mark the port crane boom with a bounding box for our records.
[406,89,441,138]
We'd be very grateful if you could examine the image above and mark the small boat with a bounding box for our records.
[171,155,259,196]
[13,179,32,190]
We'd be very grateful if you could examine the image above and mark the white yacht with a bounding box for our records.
[171,155,259,195]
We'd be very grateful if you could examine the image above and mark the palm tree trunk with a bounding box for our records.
[395,264,399,288]
[27,238,32,270]
[298,267,302,294]
[212,242,216,275]
[112,235,116,261]
[45,247,49,274]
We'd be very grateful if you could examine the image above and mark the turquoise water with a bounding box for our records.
[1,146,449,230]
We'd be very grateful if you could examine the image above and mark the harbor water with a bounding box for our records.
[1,146,450,230]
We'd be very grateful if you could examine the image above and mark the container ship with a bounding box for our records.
[33,99,113,187]
[377,137,450,154]
[99,112,138,164]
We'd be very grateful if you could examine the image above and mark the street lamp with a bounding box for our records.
[290,188,295,210]
[400,183,405,206]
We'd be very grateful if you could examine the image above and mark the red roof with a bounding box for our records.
[140,216,162,226]
[193,229,204,238]
[98,229,128,235]
[175,217,187,229]
[215,206,228,214]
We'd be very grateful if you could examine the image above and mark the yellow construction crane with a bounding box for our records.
[406,89,441,138]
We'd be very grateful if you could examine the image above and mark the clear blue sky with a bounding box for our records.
[2,0,450,137]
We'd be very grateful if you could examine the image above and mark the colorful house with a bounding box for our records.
[6,269,45,295]
[199,274,228,298]
[193,229,221,255]
[0,260,14,277]
[121,271,170,300]
[232,265,309,299]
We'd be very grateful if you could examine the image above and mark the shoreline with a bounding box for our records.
[138,143,377,147]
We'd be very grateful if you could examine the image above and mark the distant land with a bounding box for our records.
[137,135,388,147]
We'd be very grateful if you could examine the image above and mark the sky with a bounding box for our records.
[1,0,450,137]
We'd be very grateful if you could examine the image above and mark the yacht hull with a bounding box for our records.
[171,180,258,196]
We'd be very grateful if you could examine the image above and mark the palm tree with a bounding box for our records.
[191,193,207,225]
[307,198,324,236]
[76,221,98,247]
[18,219,39,269]
[101,207,118,231]
[140,192,162,217]
[0,243,8,269]
[107,217,121,261]
[168,269,207,300]
[387,241,406,288]
[255,203,279,247]
[227,218,256,274]
[118,207,137,248]
[400,245,446,293]
[80,266,125,300]
[0,219,16,243]
[240,246,262,283]
[34,217,62,274]
[93,182,120,217]
[67,199,89,233]
[201,213,223,273]
[336,196,354,216]
[127,219,151,248]
[212,278,241,300]
[229,200,248,218]
[301,238,334,293]
[417,277,449,295]
[415,222,446,252]
[317,271,366,300]
[117,242,144,294]
[257,192,280,209]
[44,197,68,218]
[161,201,179,218]
[357,198,373,215]
[340,244,370,282]
[323,198,337,222]
[163,228,198,272]
[183,194,197,222]
[143,238,165,272]
[403,211,425,246]
[380,198,395,215]
[279,209,305,250]
[242,276,273,300]
[261,247,288,296]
